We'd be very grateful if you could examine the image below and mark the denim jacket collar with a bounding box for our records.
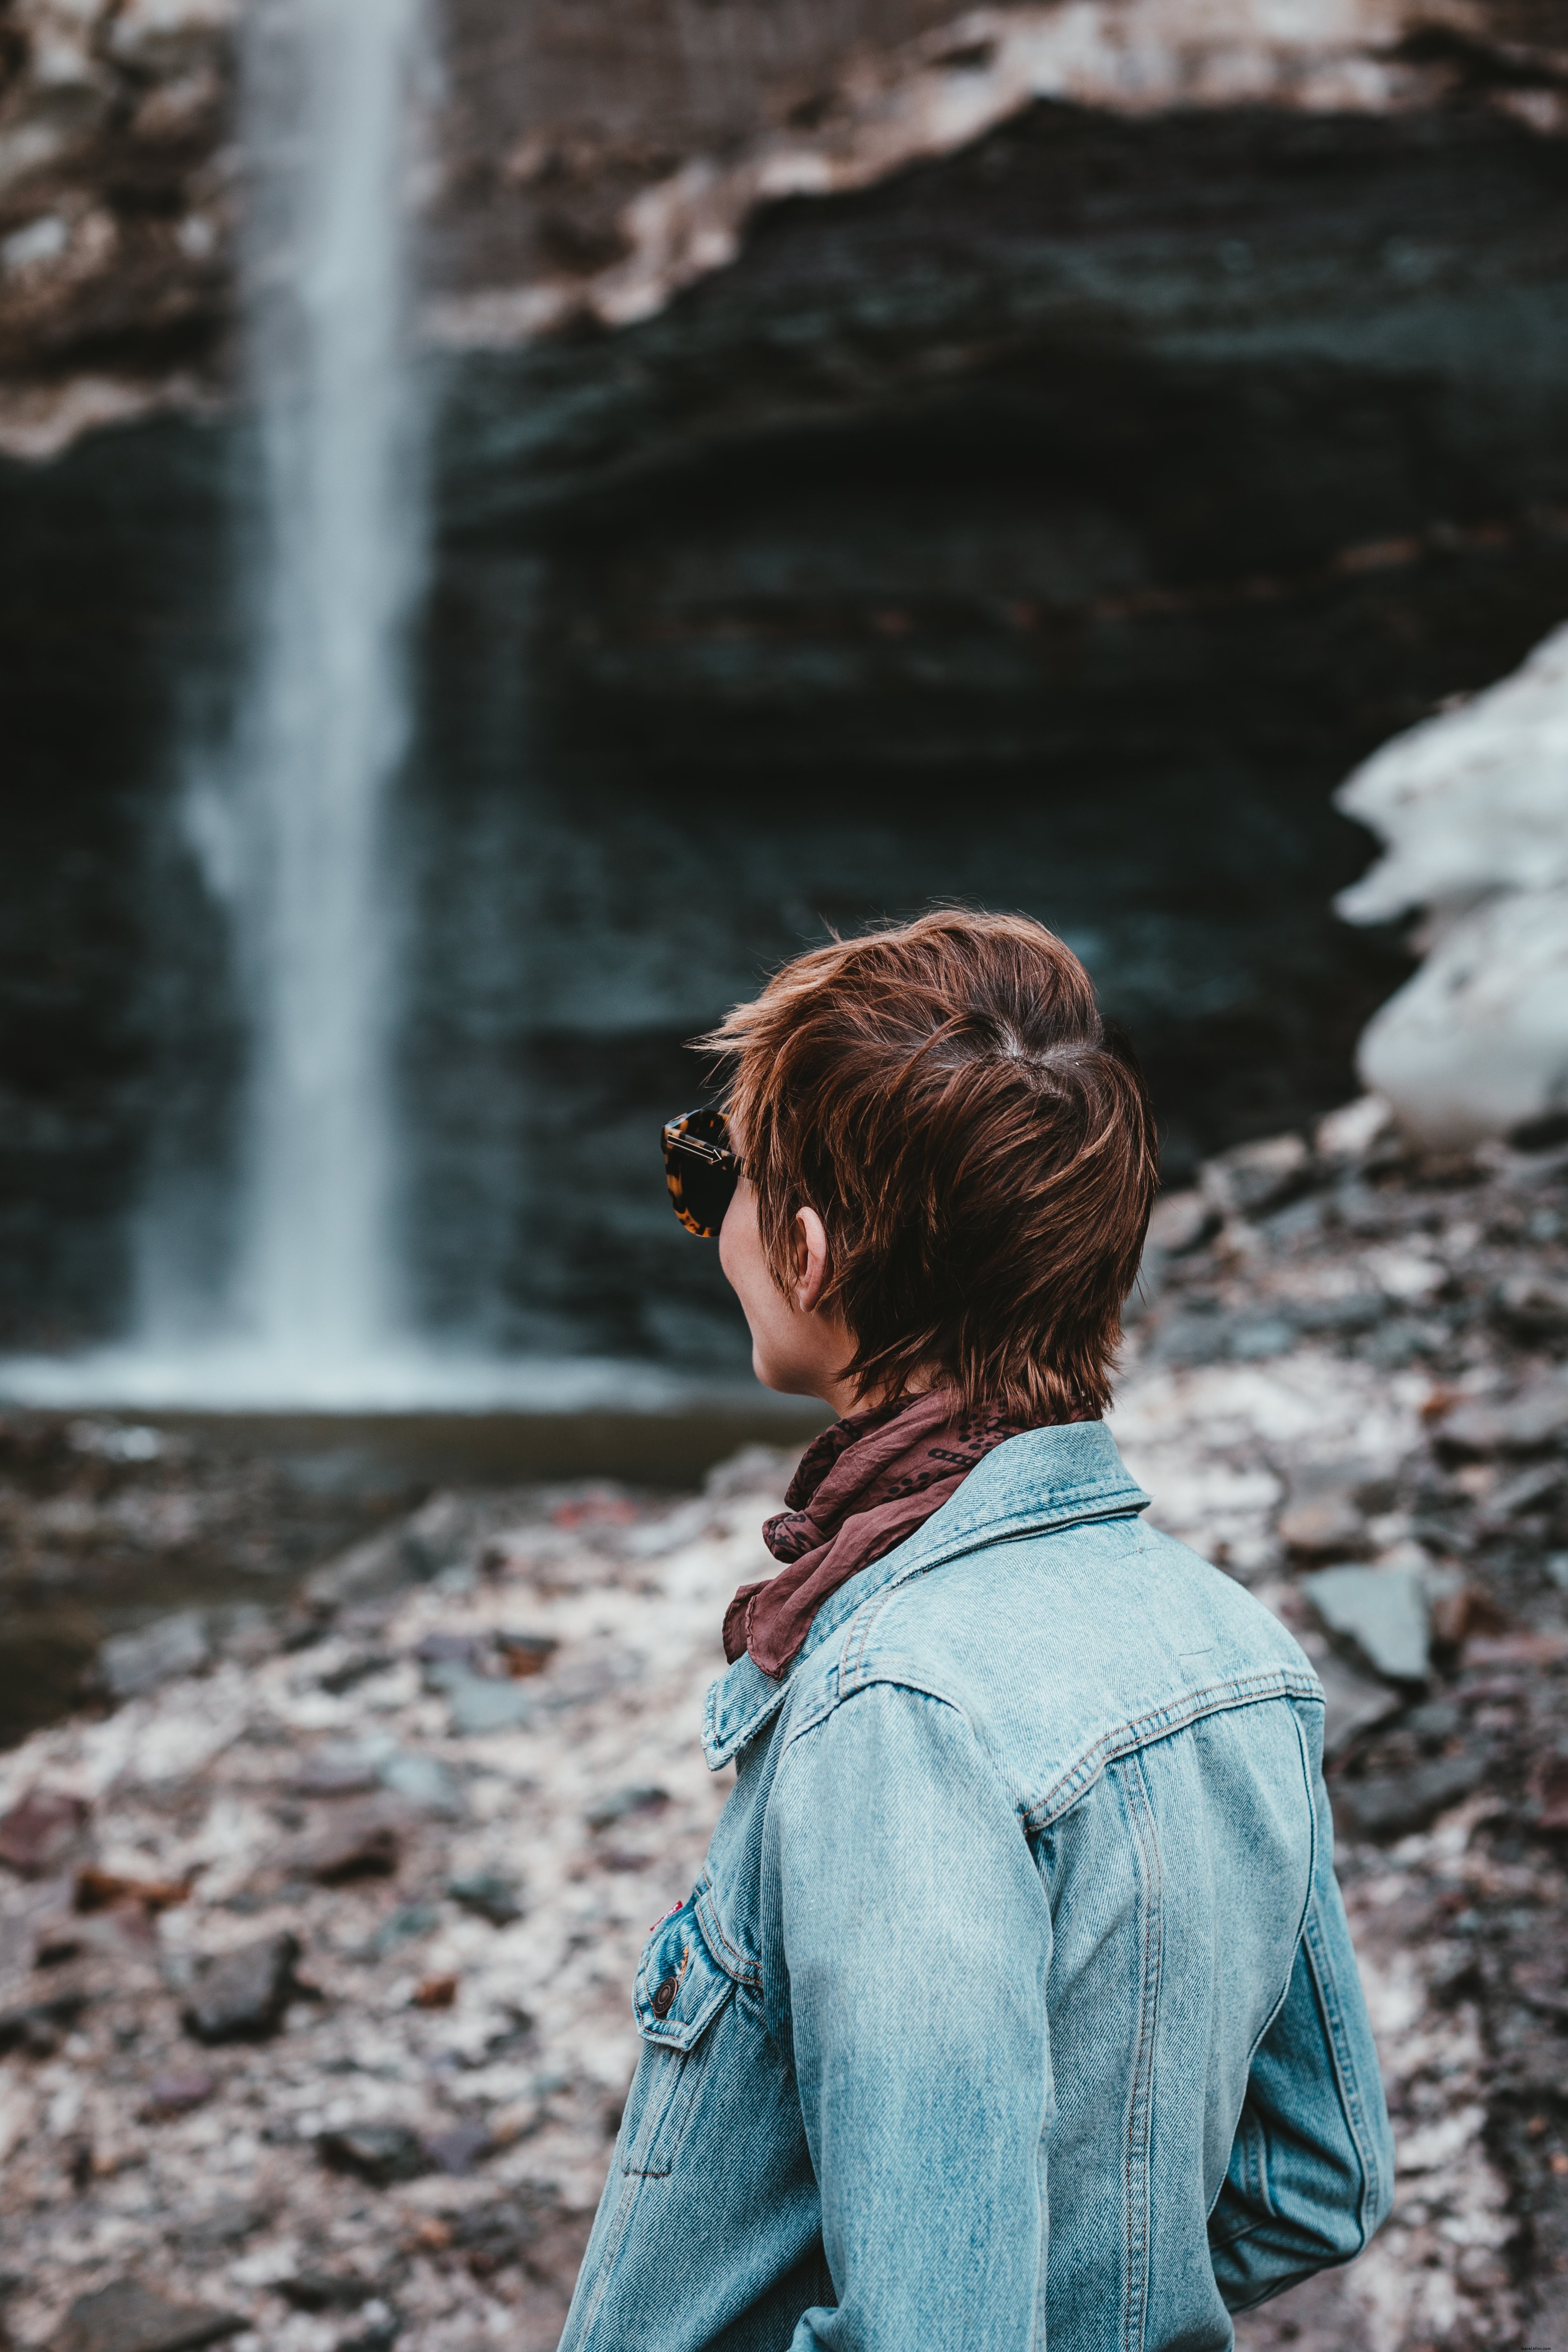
[703,1420,1151,1770]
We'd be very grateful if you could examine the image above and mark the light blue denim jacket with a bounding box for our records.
[560,1423,1394,2351]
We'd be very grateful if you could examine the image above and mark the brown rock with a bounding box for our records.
[496,1630,559,1677]
[414,1973,458,2009]
[1530,1753,1568,1834]
[1465,1632,1568,1669]
[0,1788,89,1877]
[1277,1494,1366,1557]
[75,1866,190,1914]
[49,2278,244,2352]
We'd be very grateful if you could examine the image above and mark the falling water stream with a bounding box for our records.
[0,0,688,1410]
[228,0,421,1372]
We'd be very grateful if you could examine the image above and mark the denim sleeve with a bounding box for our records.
[766,1682,1053,2352]
[1208,1772,1396,2311]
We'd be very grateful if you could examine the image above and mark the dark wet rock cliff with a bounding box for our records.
[4,1,1568,1359]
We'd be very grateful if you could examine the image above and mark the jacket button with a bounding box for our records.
[651,1973,679,2018]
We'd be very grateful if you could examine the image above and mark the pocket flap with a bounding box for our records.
[633,1897,736,2052]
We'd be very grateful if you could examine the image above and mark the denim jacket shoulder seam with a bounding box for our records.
[835,1501,1150,1689]
[1023,1670,1324,1830]
[779,1670,1029,1820]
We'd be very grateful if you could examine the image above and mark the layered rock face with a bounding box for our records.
[0,0,233,458]
[5,0,1567,454]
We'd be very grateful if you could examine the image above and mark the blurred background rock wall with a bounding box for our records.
[2,0,1566,1369]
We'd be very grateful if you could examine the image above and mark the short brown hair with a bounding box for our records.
[699,909,1158,1419]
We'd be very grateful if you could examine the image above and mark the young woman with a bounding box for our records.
[559,910,1392,2352]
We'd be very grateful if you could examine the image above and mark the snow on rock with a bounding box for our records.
[1335,620,1568,1146]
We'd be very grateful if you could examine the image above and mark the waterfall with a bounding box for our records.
[223,0,425,1375]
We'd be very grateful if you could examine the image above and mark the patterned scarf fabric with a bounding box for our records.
[723,1388,1058,1680]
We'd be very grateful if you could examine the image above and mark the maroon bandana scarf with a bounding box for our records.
[723,1388,1065,1680]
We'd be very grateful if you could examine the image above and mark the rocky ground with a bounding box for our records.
[2,1093,1568,2348]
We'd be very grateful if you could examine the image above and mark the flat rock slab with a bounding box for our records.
[1438,1381,1568,1457]
[50,2279,243,2352]
[1316,1650,1403,1760]
[1278,1493,1367,1558]
[99,1613,209,1702]
[318,2121,428,2186]
[447,1869,523,1925]
[183,1931,300,2043]
[1335,1751,1489,1840]
[298,1805,402,1884]
[436,1667,532,1737]
[1303,1564,1431,1684]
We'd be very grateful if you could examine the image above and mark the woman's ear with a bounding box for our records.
[792,1206,831,1314]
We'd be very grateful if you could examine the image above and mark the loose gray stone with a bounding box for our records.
[439,1668,531,1737]
[1316,1650,1403,1760]
[423,2119,493,2175]
[1278,1492,1367,1559]
[299,1806,401,1884]
[318,2121,428,2186]
[1199,1132,1312,1222]
[585,1785,669,1833]
[1335,1751,1488,1840]
[277,2273,378,2312]
[49,2279,244,2352]
[377,1750,464,1816]
[99,1613,208,1701]
[0,1990,87,2057]
[1303,1564,1431,1684]
[1493,1273,1568,1340]
[183,1931,301,2044]
[1438,1381,1568,1458]
[448,1871,524,1926]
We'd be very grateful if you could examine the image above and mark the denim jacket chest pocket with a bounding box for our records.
[621,1898,739,2178]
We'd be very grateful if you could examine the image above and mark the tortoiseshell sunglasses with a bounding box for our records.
[662,1107,741,1238]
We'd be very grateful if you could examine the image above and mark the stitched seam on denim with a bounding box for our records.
[837,1502,1150,1691]
[622,2045,688,2176]
[1023,1673,1323,1830]
[573,2164,642,2338]
[1207,2208,1274,2255]
[1302,1898,1380,2244]
[1121,1751,1163,2352]
[628,2024,724,2178]
[783,1672,1031,1831]
[693,1882,762,1990]
[1206,1699,1322,2227]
